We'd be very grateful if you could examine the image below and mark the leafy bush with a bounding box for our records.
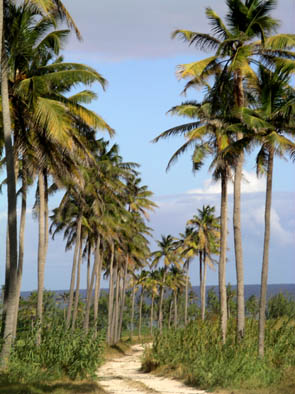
[5,322,105,383]
[142,318,295,390]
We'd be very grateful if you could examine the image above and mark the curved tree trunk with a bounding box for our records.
[36,171,46,345]
[219,171,228,344]
[258,148,274,358]
[66,215,82,329]
[0,44,19,367]
[234,70,245,341]
[71,238,83,330]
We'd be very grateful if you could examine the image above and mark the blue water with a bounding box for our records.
[20,284,295,300]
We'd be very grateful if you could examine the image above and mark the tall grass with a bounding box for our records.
[142,318,295,390]
[2,321,105,383]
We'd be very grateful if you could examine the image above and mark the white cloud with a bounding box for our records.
[187,171,266,195]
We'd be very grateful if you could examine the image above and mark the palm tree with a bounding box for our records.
[187,206,220,322]
[145,270,160,335]
[172,0,295,341]
[0,0,80,365]
[151,235,177,332]
[231,64,295,356]
[176,227,195,326]
[166,265,186,328]
[153,84,232,339]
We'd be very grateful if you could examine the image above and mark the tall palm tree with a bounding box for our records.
[0,0,80,365]
[231,64,295,356]
[172,0,295,341]
[153,82,232,340]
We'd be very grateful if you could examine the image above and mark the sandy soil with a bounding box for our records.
[97,343,206,394]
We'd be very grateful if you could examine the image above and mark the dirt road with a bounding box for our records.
[97,343,206,394]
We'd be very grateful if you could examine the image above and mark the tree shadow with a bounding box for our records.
[0,381,104,394]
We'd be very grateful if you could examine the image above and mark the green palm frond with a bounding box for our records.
[176,56,218,79]
[206,7,231,39]
[172,29,220,51]
[68,90,98,104]
[264,34,295,50]
[35,29,70,55]
[166,139,196,171]
[152,122,200,143]
[168,102,201,118]
[66,102,115,136]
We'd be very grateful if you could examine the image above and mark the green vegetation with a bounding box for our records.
[142,318,295,391]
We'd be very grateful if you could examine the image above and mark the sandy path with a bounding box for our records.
[97,344,206,394]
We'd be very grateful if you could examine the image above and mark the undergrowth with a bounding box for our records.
[1,322,105,384]
[142,318,295,391]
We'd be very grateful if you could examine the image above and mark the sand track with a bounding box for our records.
[97,344,206,394]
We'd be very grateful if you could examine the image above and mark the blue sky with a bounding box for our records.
[0,0,294,290]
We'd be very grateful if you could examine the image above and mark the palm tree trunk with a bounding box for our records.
[87,243,91,293]
[107,243,115,344]
[71,238,83,330]
[93,240,102,331]
[130,285,136,340]
[2,224,10,335]
[219,171,228,344]
[12,166,27,339]
[258,148,274,358]
[0,45,19,367]
[201,254,207,321]
[110,264,117,345]
[36,171,46,345]
[118,258,128,341]
[168,299,173,328]
[184,261,189,325]
[84,237,100,333]
[66,215,82,329]
[150,293,154,336]
[139,288,143,339]
[174,291,178,328]
[113,268,120,343]
[158,270,166,332]
[44,172,49,258]
[199,252,204,320]
[234,70,245,341]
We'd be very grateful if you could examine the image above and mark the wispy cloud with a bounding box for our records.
[187,171,266,195]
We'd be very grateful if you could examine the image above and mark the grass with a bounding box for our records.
[142,318,295,392]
